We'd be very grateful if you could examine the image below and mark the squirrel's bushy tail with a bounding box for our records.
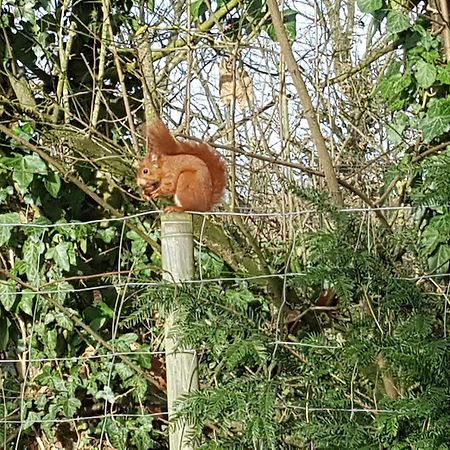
[145,120,179,155]
[146,120,227,207]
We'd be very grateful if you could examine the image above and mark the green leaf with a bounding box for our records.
[51,282,74,303]
[376,69,412,111]
[437,66,450,85]
[116,333,138,347]
[266,9,297,41]
[246,0,265,18]
[19,290,35,316]
[24,154,47,175]
[418,98,450,142]
[13,157,34,190]
[54,311,73,331]
[60,396,81,417]
[43,329,57,354]
[23,238,45,283]
[190,0,207,21]
[420,218,450,256]
[44,171,61,198]
[104,418,128,450]
[115,362,135,380]
[136,345,153,369]
[97,227,117,244]
[428,244,450,273]
[387,112,409,144]
[132,426,155,450]
[97,301,114,318]
[387,9,410,34]
[23,412,42,430]
[12,154,48,190]
[415,60,437,88]
[0,212,20,245]
[357,0,383,13]
[127,375,148,400]
[0,316,10,351]
[0,186,14,204]
[0,281,17,312]
[52,242,71,271]
[420,227,443,256]
[96,386,116,403]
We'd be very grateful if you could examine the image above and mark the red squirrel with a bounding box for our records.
[136,120,227,212]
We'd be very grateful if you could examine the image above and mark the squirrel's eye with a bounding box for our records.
[143,168,149,174]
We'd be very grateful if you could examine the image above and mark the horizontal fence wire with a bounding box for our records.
[0,341,342,365]
[0,405,408,426]
[0,204,445,228]
[0,272,448,298]
[0,412,169,425]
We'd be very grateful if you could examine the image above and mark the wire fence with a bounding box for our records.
[1,205,449,440]
[0,204,446,228]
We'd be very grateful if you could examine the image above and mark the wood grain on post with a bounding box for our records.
[161,213,199,450]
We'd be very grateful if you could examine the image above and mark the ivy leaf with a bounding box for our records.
[24,154,47,175]
[387,9,411,34]
[190,0,207,22]
[0,212,20,245]
[44,171,61,198]
[23,412,42,431]
[19,290,35,316]
[43,329,57,355]
[132,426,155,450]
[357,0,383,13]
[96,386,116,403]
[126,375,148,400]
[50,242,71,272]
[437,66,450,84]
[54,311,73,331]
[266,9,297,40]
[97,301,114,318]
[428,244,450,273]
[97,227,116,244]
[136,345,153,369]
[246,0,265,18]
[105,418,128,450]
[418,98,450,142]
[52,282,74,303]
[116,333,138,347]
[415,60,437,88]
[115,362,135,381]
[376,70,412,111]
[13,157,34,190]
[387,112,409,144]
[60,396,81,417]
[13,154,47,190]
[23,238,45,283]
[0,280,17,312]
[420,228,441,256]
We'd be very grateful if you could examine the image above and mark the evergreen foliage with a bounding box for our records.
[2,0,450,448]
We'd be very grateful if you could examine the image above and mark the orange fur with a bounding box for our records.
[136,120,227,212]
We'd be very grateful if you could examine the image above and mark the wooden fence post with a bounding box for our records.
[161,213,199,450]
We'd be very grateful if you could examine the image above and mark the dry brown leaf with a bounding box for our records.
[219,58,254,109]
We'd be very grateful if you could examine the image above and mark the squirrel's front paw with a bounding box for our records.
[164,205,185,213]
[142,182,159,200]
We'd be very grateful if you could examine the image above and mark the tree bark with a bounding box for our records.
[267,0,343,205]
